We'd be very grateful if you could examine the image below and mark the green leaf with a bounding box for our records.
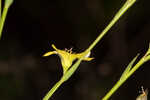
[120,54,139,81]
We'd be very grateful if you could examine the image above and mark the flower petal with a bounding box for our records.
[75,51,94,61]
[52,44,58,51]
[83,57,94,61]
[43,44,94,74]
[43,51,57,57]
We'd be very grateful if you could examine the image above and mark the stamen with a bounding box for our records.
[65,48,68,51]
[68,48,73,53]
[141,86,144,93]
[64,48,73,53]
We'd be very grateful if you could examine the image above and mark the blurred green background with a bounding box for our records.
[0,0,150,100]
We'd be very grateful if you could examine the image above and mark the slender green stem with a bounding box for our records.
[0,6,8,39]
[43,78,64,100]
[127,57,149,79]
[102,55,147,100]
[43,0,136,100]
[86,0,136,52]
[102,46,150,100]
[102,78,125,100]
[63,0,137,84]
[0,0,13,39]
[0,0,1,18]
[43,59,83,100]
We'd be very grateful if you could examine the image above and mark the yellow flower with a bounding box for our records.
[43,44,93,74]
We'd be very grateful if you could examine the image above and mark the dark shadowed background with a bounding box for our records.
[0,0,150,100]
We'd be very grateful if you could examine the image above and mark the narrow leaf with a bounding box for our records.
[120,53,139,81]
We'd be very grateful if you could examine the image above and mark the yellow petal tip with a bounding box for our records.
[43,51,57,57]
[87,57,94,61]
[52,44,57,50]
